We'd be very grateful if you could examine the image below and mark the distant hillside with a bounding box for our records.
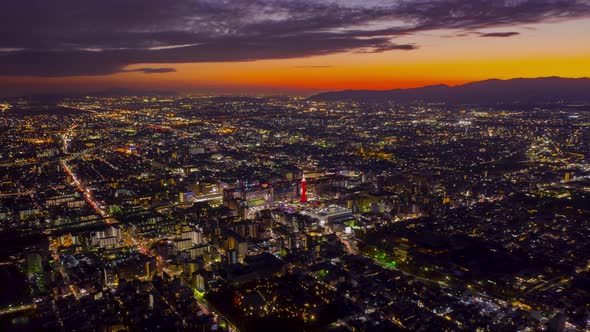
[309,77,590,104]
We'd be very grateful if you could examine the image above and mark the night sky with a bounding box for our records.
[1,0,590,95]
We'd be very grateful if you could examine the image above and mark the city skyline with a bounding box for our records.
[1,2,589,332]
[1,0,590,95]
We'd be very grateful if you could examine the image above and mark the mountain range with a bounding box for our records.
[309,77,590,104]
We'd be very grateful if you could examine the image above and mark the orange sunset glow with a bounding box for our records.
[1,2,589,95]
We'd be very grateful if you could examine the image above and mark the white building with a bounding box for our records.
[301,205,353,225]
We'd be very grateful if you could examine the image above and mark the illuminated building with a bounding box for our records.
[91,226,122,249]
[300,174,308,203]
[301,205,353,225]
[223,184,274,219]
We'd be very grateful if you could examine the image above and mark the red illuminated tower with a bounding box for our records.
[300,174,308,203]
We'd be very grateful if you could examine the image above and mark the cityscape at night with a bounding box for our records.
[1,1,590,332]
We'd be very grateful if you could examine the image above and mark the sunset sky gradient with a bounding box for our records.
[1,0,589,95]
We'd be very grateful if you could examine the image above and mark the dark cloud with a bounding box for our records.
[1,0,589,76]
[479,32,521,37]
[0,36,412,76]
[359,43,418,53]
[126,67,177,74]
[444,31,521,38]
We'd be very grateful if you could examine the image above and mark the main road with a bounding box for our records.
[60,156,238,331]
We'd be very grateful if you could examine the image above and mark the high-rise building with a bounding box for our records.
[91,226,122,249]
[227,250,238,265]
[181,230,203,246]
[173,238,193,252]
[238,241,248,263]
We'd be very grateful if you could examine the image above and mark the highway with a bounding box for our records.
[0,303,36,316]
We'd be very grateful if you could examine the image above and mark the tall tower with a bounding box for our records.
[300,174,308,203]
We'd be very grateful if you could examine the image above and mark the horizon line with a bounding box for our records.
[2,76,589,99]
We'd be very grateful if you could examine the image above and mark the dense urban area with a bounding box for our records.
[0,95,588,331]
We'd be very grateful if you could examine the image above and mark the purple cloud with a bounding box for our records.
[479,32,521,37]
[0,0,589,76]
[125,67,177,74]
